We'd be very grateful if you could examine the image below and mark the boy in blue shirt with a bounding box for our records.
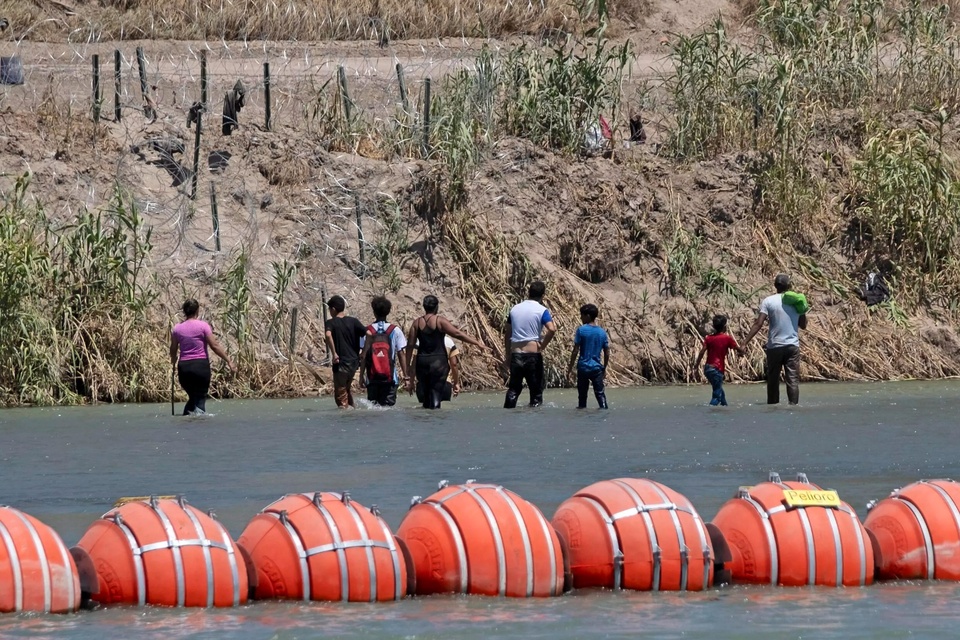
[566,303,610,409]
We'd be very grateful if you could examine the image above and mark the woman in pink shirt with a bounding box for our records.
[169,299,235,415]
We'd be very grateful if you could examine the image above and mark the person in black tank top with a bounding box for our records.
[405,295,486,409]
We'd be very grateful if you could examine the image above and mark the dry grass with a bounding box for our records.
[0,0,599,42]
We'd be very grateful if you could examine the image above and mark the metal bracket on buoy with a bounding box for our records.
[150,495,160,509]
[438,479,449,489]
[312,493,323,507]
[279,510,289,525]
[465,479,476,485]
[866,499,877,512]
[796,473,809,483]
[207,509,217,520]
[341,491,351,504]
[769,471,782,483]
[370,504,381,517]
[176,495,187,508]
[409,496,422,509]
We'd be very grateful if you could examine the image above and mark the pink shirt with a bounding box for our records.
[172,318,212,361]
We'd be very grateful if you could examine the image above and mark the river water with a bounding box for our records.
[1,381,959,638]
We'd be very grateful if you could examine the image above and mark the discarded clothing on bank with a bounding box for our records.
[859,272,890,306]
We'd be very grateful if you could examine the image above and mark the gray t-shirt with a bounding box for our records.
[759,293,801,348]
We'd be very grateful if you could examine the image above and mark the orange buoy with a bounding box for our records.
[0,506,81,613]
[396,480,564,597]
[238,492,408,602]
[551,478,715,591]
[864,479,960,581]
[76,496,248,607]
[711,472,874,587]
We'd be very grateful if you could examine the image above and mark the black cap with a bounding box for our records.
[774,274,791,288]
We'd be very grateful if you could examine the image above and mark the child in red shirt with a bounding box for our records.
[694,315,743,406]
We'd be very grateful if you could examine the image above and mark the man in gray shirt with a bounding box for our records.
[742,274,808,405]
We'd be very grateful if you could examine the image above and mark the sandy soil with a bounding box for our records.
[4,0,960,398]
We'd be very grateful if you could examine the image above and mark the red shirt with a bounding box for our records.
[704,333,738,372]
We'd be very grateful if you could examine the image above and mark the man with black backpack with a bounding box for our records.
[358,296,408,407]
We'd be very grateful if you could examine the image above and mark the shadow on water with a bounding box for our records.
[1,380,960,637]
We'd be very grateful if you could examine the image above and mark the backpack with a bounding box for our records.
[366,323,396,382]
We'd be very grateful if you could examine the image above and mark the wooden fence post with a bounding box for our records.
[422,77,431,156]
[136,46,155,121]
[338,65,351,123]
[264,61,272,131]
[190,106,202,200]
[209,183,221,252]
[91,54,101,123]
[200,49,208,108]
[355,193,365,277]
[288,307,299,371]
[396,63,408,113]
[114,50,122,122]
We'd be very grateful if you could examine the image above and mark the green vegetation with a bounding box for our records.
[664,0,960,319]
[0,176,164,406]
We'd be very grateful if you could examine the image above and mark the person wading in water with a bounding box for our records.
[170,298,235,415]
[503,281,557,408]
[404,295,484,409]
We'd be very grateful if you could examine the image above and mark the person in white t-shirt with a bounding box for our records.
[741,274,808,405]
[503,281,557,408]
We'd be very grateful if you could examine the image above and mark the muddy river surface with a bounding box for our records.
[1,381,959,638]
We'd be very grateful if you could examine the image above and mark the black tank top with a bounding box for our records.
[417,315,446,357]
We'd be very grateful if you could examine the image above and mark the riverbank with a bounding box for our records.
[3,0,960,406]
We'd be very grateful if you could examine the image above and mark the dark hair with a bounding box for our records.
[327,295,346,313]
[528,281,546,300]
[580,303,599,321]
[423,295,439,313]
[371,295,392,319]
[712,314,728,333]
[774,273,791,293]
[182,298,200,318]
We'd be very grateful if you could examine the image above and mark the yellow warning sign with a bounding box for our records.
[783,489,841,508]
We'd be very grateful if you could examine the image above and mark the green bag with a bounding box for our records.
[782,291,811,314]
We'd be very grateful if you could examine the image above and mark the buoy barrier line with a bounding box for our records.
[211,515,243,607]
[457,483,559,597]
[263,510,312,601]
[578,495,625,590]
[371,514,405,600]
[0,516,25,611]
[150,499,187,606]
[496,486,536,598]
[737,490,780,585]
[341,498,378,602]
[636,480,702,591]
[182,505,215,608]
[425,500,469,593]
[109,515,148,606]
[641,484,688,581]
[612,480,664,591]
[249,493,407,603]
[772,479,821,586]
[518,489,561,597]
[11,508,54,612]
[825,509,843,587]
[922,480,960,577]
[463,486,509,596]
[724,480,872,587]
[312,500,351,601]
[772,480,871,587]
